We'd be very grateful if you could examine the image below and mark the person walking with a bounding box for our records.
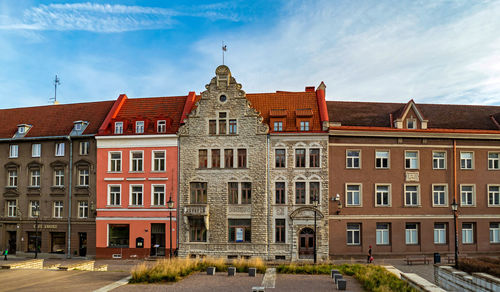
[367,245,372,263]
[3,248,8,261]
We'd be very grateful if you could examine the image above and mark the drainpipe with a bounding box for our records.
[267,134,271,260]
[67,137,73,258]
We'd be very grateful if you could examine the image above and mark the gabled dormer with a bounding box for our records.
[270,109,287,132]
[393,99,428,129]
[70,120,89,136]
[296,108,313,131]
[13,124,32,138]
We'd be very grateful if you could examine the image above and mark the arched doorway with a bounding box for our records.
[299,228,314,259]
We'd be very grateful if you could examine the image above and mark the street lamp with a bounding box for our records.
[33,205,40,259]
[313,196,318,264]
[451,200,459,269]
[167,196,174,259]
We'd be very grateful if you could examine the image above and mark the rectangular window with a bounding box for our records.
[375,185,390,206]
[209,120,217,135]
[7,200,17,217]
[219,112,227,134]
[433,151,446,169]
[130,185,143,206]
[229,119,237,134]
[79,141,89,155]
[460,152,473,169]
[375,151,389,169]
[157,120,166,133]
[237,149,247,168]
[109,152,121,172]
[135,121,144,133]
[407,119,416,129]
[300,121,310,131]
[53,201,63,218]
[131,151,143,172]
[346,184,361,206]
[199,149,208,168]
[309,148,320,167]
[376,223,389,245]
[190,218,207,242]
[55,142,65,156]
[224,149,234,168]
[295,149,306,167]
[346,150,360,168]
[241,182,252,204]
[9,145,18,158]
[114,122,123,134]
[152,151,165,171]
[274,121,283,132]
[295,182,306,204]
[78,201,88,218]
[275,149,286,168]
[108,185,121,206]
[434,223,446,244]
[460,185,475,206]
[405,185,419,206]
[211,149,221,168]
[108,224,129,247]
[29,200,39,218]
[489,153,500,170]
[228,219,251,243]
[310,182,320,203]
[405,223,418,244]
[490,223,500,243]
[462,223,474,244]
[488,185,500,206]
[275,219,286,243]
[152,185,165,206]
[54,169,64,187]
[190,182,207,204]
[78,169,89,186]
[347,223,361,245]
[8,170,17,187]
[433,185,447,206]
[32,144,41,157]
[275,182,285,204]
[405,151,418,169]
[228,182,239,204]
[30,169,40,187]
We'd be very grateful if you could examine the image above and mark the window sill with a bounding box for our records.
[75,185,89,189]
[375,168,390,170]
[345,168,361,170]
[346,205,362,207]
[434,243,447,245]
[375,205,392,207]
[487,205,500,207]
[128,205,144,208]
[151,171,166,173]
[5,186,17,190]
[432,205,449,208]
[346,244,361,246]
[460,205,476,208]
[376,243,390,246]
[404,205,422,208]
[129,171,145,174]
[405,243,420,246]
[488,168,500,171]
[107,171,122,174]
[105,205,123,208]
[27,186,41,190]
[51,186,65,190]
[460,168,474,171]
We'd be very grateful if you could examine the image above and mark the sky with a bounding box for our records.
[1,0,500,109]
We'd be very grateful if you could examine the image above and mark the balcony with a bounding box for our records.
[183,204,209,216]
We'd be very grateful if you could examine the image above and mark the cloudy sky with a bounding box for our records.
[1,0,499,108]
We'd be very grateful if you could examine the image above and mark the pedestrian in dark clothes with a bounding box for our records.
[3,249,8,261]
[367,245,372,263]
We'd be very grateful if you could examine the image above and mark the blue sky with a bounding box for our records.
[1,0,500,109]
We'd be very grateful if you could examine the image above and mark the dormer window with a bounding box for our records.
[71,121,89,136]
[300,121,310,131]
[274,121,283,132]
[157,120,166,133]
[407,119,416,129]
[75,123,82,131]
[16,124,32,137]
[114,122,123,134]
[136,121,144,134]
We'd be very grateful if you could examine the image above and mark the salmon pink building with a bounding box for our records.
[94,93,195,258]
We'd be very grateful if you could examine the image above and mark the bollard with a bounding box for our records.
[331,269,340,278]
[337,279,347,290]
[228,267,236,276]
[248,267,256,277]
[207,266,216,275]
[334,273,343,284]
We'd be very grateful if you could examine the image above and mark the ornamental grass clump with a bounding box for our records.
[231,257,266,273]
[337,264,416,292]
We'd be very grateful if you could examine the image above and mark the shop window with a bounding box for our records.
[228,219,251,243]
[108,224,130,247]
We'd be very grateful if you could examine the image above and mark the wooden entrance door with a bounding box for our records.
[299,228,315,258]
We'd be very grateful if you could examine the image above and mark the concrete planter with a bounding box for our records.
[249,267,256,277]
[228,267,236,276]
[207,266,216,275]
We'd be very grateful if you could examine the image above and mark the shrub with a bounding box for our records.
[458,257,500,278]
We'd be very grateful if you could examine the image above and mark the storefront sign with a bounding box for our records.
[33,224,57,229]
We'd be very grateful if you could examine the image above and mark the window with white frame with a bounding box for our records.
[275,149,286,168]
[300,121,310,131]
[114,122,123,134]
[78,201,88,218]
[375,185,390,206]
[433,185,447,206]
[460,185,474,206]
[376,223,390,245]
[405,223,418,244]
[462,223,474,244]
[135,121,144,133]
[55,142,65,156]
[32,144,41,157]
[109,152,121,172]
[29,200,39,217]
[375,150,389,169]
[346,223,361,245]
[9,145,18,158]
[7,170,17,187]
[157,120,166,133]
[130,185,143,206]
[152,185,165,206]
[490,223,500,243]
[152,151,166,171]
[108,185,121,206]
[309,148,320,168]
[433,151,446,169]
[7,200,17,217]
[229,119,237,134]
[406,118,416,129]
[54,169,64,187]
[53,201,63,218]
[346,150,360,168]
[295,181,306,204]
[434,223,446,244]
[405,185,419,206]
[346,184,361,206]
[489,185,500,206]
[405,151,418,169]
[131,151,143,172]
[310,181,320,203]
[30,169,40,187]
[275,182,286,204]
[489,153,500,170]
[79,141,89,155]
[78,168,89,186]
[273,121,283,132]
[460,152,473,169]
[295,149,306,167]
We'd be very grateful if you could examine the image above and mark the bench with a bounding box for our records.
[406,256,430,265]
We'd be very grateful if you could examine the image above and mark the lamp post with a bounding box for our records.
[33,205,40,259]
[167,196,174,259]
[451,200,458,269]
[313,197,318,264]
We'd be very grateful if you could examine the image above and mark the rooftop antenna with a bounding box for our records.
[50,75,61,104]
[222,41,227,65]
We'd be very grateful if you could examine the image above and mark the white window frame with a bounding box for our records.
[53,201,63,218]
[406,118,417,129]
[489,152,500,170]
[488,184,500,207]
[54,169,64,187]
[151,184,166,206]
[434,223,447,244]
[78,168,89,186]
[109,151,122,172]
[108,184,121,206]
[460,151,474,170]
[462,223,474,244]
[375,150,389,169]
[432,151,446,170]
[29,200,39,218]
[345,183,362,207]
[114,122,123,134]
[130,151,144,172]
[375,184,391,207]
[55,142,65,157]
[404,184,420,207]
[273,121,283,132]
[135,121,144,133]
[32,144,41,158]
[8,169,17,187]
[7,200,17,217]
[129,184,144,206]
[79,141,89,156]
[152,150,166,172]
[9,145,18,158]
[346,150,361,169]
[30,169,40,187]
[432,184,448,207]
[460,184,475,207]
[405,150,419,169]
[78,201,88,218]
[157,120,166,133]
[376,223,390,245]
[490,223,500,243]
[405,223,419,245]
[300,121,310,131]
[346,223,361,245]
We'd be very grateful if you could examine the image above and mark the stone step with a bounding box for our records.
[58,260,95,271]
[1,259,44,270]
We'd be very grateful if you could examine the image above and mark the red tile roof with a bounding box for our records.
[327,101,500,131]
[0,101,115,139]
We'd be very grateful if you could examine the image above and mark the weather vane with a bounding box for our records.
[50,75,61,104]
[222,41,227,65]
